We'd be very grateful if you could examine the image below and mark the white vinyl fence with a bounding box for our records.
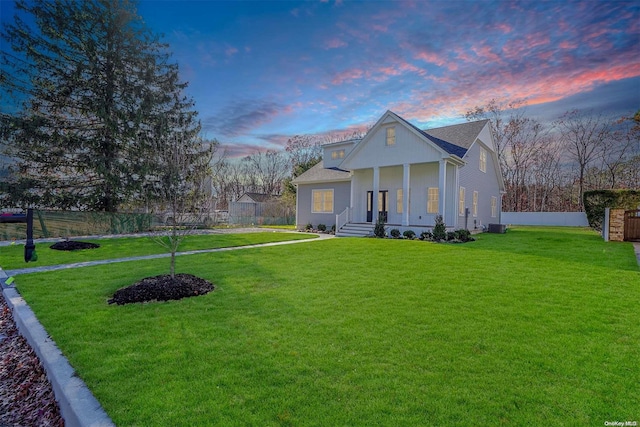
[501,212,588,227]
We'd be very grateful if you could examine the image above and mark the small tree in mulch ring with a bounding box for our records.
[50,240,100,251]
[108,131,217,306]
[108,274,214,305]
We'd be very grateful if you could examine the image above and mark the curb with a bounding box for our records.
[1,269,114,427]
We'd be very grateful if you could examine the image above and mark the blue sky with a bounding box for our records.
[2,0,639,157]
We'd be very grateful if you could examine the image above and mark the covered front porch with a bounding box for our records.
[336,159,462,234]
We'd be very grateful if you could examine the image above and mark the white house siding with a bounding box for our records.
[341,120,443,170]
[351,169,372,223]
[457,138,502,230]
[322,140,358,169]
[296,181,351,228]
[408,163,439,226]
[445,162,458,227]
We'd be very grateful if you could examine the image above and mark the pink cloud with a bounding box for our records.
[470,45,501,64]
[324,37,348,49]
[225,46,238,57]
[378,66,402,76]
[558,41,577,49]
[373,62,426,81]
[414,50,457,71]
[372,23,388,33]
[335,21,370,43]
[492,23,513,34]
[501,32,551,61]
[331,68,365,85]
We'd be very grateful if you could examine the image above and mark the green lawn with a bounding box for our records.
[0,232,315,270]
[12,227,640,426]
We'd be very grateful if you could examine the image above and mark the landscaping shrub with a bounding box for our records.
[373,214,386,238]
[454,229,473,242]
[433,215,446,241]
[331,224,336,233]
[419,231,433,241]
[305,223,313,231]
[583,189,640,231]
[390,228,401,238]
[446,231,457,241]
[317,224,327,232]
[403,230,416,239]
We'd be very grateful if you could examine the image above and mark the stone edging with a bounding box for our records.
[1,268,114,427]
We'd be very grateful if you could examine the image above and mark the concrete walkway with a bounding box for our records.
[634,242,640,267]
[0,226,300,247]
[0,230,331,427]
[3,231,331,277]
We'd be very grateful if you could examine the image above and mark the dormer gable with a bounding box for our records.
[322,138,360,169]
[340,110,461,170]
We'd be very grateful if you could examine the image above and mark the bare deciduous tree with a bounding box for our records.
[242,149,288,196]
[149,130,216,278]
[556,110,611,208]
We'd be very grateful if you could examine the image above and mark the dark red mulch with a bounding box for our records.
[108,273,214,305]
[50,241,100,251]
[0,299,64,427]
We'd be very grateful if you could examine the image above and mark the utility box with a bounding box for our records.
[488,223,506,233]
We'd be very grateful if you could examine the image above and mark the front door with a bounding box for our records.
[367,191,388,223]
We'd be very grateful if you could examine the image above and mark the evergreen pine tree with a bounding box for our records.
[0,0,202,212]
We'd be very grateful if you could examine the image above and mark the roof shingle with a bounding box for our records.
[291,161,351,184]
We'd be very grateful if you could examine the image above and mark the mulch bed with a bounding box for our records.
[50,241,100,251]
[0,298,64,426]
[108,274,214,305]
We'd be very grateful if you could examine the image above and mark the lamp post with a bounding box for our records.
[0,209,38,262]
[24,208,37,262]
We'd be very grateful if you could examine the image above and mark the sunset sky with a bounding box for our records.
[2,0,639,156]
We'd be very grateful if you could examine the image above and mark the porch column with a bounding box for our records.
[349,171,355,221]
[402,163,410,226]
[372,166,380,221]
[439,159,446,221]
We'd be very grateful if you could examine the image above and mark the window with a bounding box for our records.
[386,127,396,146]
[312,189,334,213]
[396,189,403,214]
[427,187,439,214]
[479,148,487,173]
[491,196,497,218]
[459,187,465,216]
[331,149,345,160]
[473,191,478,217]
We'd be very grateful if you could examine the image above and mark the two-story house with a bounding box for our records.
[292,110,505,236]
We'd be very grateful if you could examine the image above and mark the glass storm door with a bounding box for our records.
[378,190,388,222]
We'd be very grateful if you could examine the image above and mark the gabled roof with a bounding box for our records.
[394,114,489,158]
[424,119,490,153]
[238,192,271,202]
[291,161,351,184]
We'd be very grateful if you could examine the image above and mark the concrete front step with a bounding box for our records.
[336,223,374,237]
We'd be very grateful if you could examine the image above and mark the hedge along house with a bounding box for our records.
[292,110,505,236]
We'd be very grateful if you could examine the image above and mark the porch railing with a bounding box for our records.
[336,206,351,232]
